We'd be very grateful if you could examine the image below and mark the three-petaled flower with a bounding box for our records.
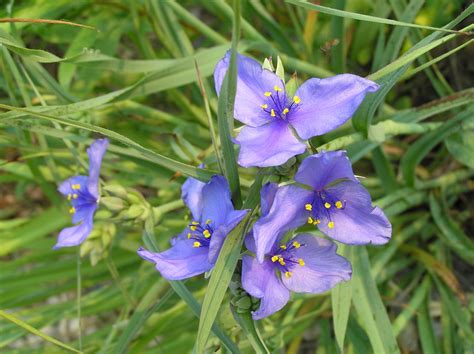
[214,52,379,167]
[55,138,109,249]
[243,183,351,320]
[253,150,392,262]
[138,175,248,280]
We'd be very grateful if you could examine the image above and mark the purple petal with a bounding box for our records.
[58,175,89,196]
[87,139,109,198]
[260,182,279,217]
[235,121,306,168]
[318,181,392,245]
[71,203,97,224]
[282,234,352,293]
[253,185,313,262]
[295,151,358,191]
[53,204,97,249]
[244,230,256,254]
[242,255,290,320]
[208,209,248,264]
[214,51,284,127]
[200,175,235,226]
[181,177,206,221]
[137,239,212,280]
[289,74,379,140]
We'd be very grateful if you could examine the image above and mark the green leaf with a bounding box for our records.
[445,115,474,169]
[195,212,252,354]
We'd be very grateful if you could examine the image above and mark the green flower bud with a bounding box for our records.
[100,197,126,211]
[103,184,128,198]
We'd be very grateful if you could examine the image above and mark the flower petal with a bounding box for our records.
[295,150,358,191]
[87,139,109,199]
[208,209,248,264]
[318,180,392,245]
[137,238,212,280]
[214,51,284,127]
[181,176,206,221]
[242,255,290,320]
[290,75,379,140]
[200,175,235,226]
[58,175,89,196]
[260,182,279,217]
[53,204,96,249]
[235,121,306,168]
[253,185,313,262]
[282,234,352,293]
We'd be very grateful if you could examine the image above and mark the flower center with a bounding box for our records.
[260,85,301,120]
[269,240,306,278]
[188,219,214,248]
[66,183,96,214]
[304,191,345,229]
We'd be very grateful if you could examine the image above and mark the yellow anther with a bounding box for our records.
[280,245,287,250]
[187,233,191,239]
[328,221,335,229]
[270,109,276,117]
[69,207,76,214]
[72,184,81,190]
[190,226,197,231]
[274,85,282,92]
[264,91,272,97]
[282,108,289,115]
[335,201,343,209]
[205,219,212,224]
[298,258,305,266]
[307,216,314,224]
[73,194,78,199]
[203,230,211,238]
[278,257,286,266]
[305,203,312,211]
[313,219,321,225]
[67,194,72,201]
[324,202,331,209]
[193,241,201,248]
[271,255,279,263]
[292,241,301,249]
[284,271,292,278]
[260,104,268,109]
[191,221,199,225]
[293,96,301,104]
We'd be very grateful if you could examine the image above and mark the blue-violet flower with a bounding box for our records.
[55,138,109,249]
[138,175,248,280]
[253,150,392,262]
[214,52,379,167]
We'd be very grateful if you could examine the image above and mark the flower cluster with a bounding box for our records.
[55,52,391,321]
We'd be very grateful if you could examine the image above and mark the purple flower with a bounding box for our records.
[214,52,379,167]
[253,151,392,262]
[138,175,248,280]
[55,138,109,249]
[243,232,351,320]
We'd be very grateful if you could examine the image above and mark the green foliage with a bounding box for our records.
[0,0,472,353]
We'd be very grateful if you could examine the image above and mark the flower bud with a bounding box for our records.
[103,184,128,199]
[100,197,126,211]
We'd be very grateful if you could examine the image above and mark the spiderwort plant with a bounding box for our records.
[138,175,248,280]
[55,138,109,249]
[214,52,379,167]
[253,150,392,262]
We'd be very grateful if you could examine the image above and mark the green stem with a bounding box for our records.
[76,252,83,352]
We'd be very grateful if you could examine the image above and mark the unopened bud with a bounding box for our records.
[100,197,125,211]
[103,184,128,198]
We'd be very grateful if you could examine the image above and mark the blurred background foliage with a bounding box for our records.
[0,0,473,353]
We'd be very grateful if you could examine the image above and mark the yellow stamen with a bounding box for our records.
[271,255,279,263]
[73,194,78,199]
[67,194,72,201]
[190,226,197,231]
[328,221,335,229]
[324,202,331,209]
[307,216,314,224]
[72,184,81,190]
[285,271,292,278]
[313,219,321,225]
[298,258,305,266]
[305,203,312,211]
[193,241,201,248]
[187,233,191,239]
[260,104,268,109]
[264,91,272,97]
[69,207,76,214]
[293,96,301,104]
[335,201,343,209]
[203,230,211,238]
[280,245,287,250]
[205,219,212,224]
[274,85,282,92]
[278,257,286,266]
[293,241,301,249]
[270,109,276,117]
[282,108,289,115]
[191,221,199,225]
